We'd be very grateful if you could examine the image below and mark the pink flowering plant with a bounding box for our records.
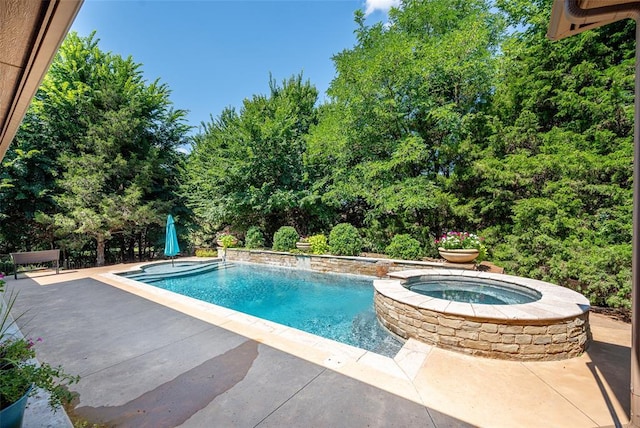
[435,232,487,261]
[0,273,79,411]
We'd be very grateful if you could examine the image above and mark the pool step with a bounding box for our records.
[123,262,234,283]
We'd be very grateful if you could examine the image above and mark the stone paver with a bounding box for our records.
[6,264,632,427]
[9,272,461,427]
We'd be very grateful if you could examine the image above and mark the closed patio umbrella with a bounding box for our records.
[164,214,180,266]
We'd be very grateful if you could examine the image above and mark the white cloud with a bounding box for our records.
[364,0,401,16]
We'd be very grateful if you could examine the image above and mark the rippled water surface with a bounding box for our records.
[409,277,541,305]
[147,263,402,357]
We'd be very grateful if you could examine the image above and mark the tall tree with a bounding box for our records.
[307,0,502,251]
[1,32,190,265]
[0,111,61,252]
[184,74,318,240]
[467,2,635,307]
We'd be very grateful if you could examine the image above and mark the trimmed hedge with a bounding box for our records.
[308,234,329,255]
[0,259,13,276]
[245,226,265,249]
[329,223,362,256]
[272,226,299,252]
[195,248,218,257]
[385,234,423,260]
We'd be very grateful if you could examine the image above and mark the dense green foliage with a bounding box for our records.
[0,1,635,308]
[0,260,12,276]
[0,279,79,410]
[183,74,318,242]
[245,226,265,249]
[0,337,80,409]
[272,226,299,251]
[386,234,423,260]
[306,0,503,253]
[0,32,189,266]
[472,4,634,306]
[218,234,237,249]
[308,234,329,255]
[329,223,363,256]
[195,248,217,257]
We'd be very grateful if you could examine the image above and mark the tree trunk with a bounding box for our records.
[96,233,105,267]
[119,235,126,263]
[126,236,134,263]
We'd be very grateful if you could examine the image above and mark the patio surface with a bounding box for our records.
[6,262,631,427]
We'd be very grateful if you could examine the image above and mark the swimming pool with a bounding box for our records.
[130,262,402,357]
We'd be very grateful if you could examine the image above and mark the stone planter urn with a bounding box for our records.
[438,248,479,263]
[295,242,311,251]
[216,236,238,248]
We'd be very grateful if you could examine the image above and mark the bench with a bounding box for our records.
[10,249,60,279]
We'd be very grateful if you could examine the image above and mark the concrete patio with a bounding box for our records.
[6,263,631,427]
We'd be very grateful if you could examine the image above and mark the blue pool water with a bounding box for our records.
[408,277,541,305]
[141,263,402,357]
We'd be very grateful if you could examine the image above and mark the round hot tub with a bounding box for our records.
[374,269,590,361]
[407,276,542,305]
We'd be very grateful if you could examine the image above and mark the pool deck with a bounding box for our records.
[6,261,631,427]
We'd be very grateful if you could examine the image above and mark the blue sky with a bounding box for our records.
[71,0,397,135]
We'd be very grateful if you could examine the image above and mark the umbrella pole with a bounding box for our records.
[172,256,175,267]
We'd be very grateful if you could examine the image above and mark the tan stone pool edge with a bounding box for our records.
[375,269,591,360]
[20,262,631,427]
[98,265,433,406]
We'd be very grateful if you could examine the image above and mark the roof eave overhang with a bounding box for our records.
[0,0,83,160]
[547,0,640,41]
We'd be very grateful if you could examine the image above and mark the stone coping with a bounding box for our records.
[376,269,590,323]
[225,248,448,268]
[97,269,434,394]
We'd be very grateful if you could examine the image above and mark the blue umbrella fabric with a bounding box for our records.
[164,214,180,266]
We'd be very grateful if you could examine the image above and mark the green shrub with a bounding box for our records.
[245,226,265,249]
[308,234,329,255]
[360,221,388,254]
[329,223,362,256]
[272,226,299,251]
[385,234,423,260]
[218,234,237,249]
[195,248,218,257]
[0,259,13,276]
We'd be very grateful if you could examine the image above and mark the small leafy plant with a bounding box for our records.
[386,234,423,260]
[272,226,299,251]
[217,233,237,249]
[195,248,217,257]
[0,273,79,411]
[329,223,362,256]
[308,234,329,255]
[245,226,265,249]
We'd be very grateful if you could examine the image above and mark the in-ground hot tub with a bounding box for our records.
[374,269,591,361]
